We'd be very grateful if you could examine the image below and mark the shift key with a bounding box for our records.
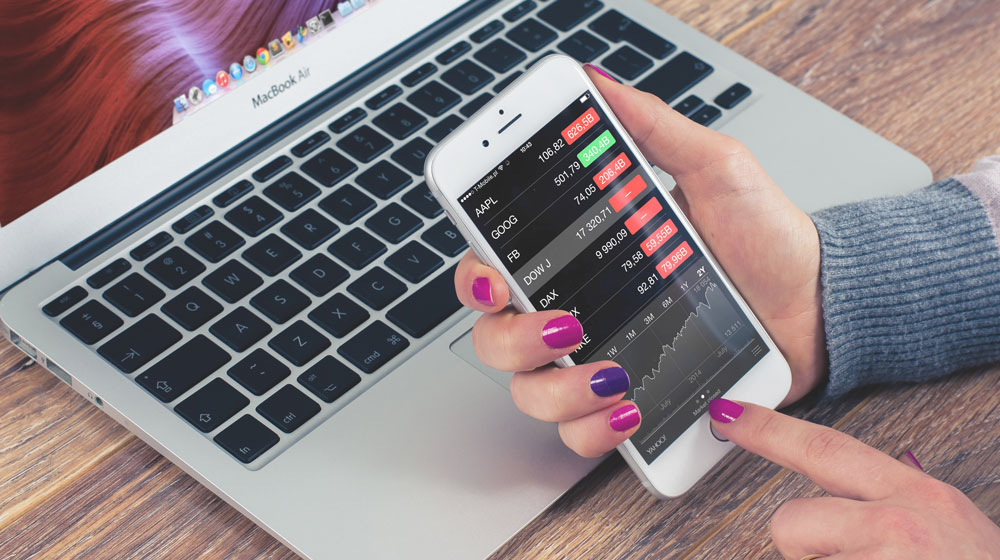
[136,335,231,402]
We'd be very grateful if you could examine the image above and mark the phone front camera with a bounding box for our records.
[482,140,489,147]
[499,109,505,115]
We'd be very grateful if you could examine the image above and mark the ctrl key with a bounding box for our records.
[214,415,280,464]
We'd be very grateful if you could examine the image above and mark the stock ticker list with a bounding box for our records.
[459,94,768,463]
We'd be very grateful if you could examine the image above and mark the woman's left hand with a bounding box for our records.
[708,399,1000,559]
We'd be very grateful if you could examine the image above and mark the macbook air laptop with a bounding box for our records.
[0,0,930,558]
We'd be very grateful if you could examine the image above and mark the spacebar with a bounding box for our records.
[635,52,714,104]
[386,264,462,337]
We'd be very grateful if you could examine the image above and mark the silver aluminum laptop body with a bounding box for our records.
[0,0,930,558]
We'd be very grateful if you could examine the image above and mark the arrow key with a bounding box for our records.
[175,378,249,433]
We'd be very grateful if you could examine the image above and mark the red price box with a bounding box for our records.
[594,153,631,190]
[561,107,600,145]
[624,197,662,234]
[609,174,648,211]
[640,219,678,256]
[656,241,694,278]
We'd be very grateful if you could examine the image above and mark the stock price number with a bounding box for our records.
[553,160,582,187]
[537,138,566,163]
[574,183,597,205]
[575,206,611,240]
[620,250,644,272]
[636,273,657,295]
[595,227,628,259]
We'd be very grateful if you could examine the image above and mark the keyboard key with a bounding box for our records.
[426,114,464,142]
[674,94,704,117]
[506,19,558,52]
[471,19,504,43]
[387,265,462,337]
[435,40,471,65]
[136,335,230,402]
[401,62,436,87]
[356,161,412,200]
[251,279,310,323]
[348,267,407,310]
[338,321,409,374]
[336,125,393,163]
[103,273,165,317]
[43,286,87,317]
[290,254,349,296]
[224,196,283,237]
[298,356,361,403]
[263,172,320,212]
[210,307,272,352]
[97,315,181,373]
[538,0,603,31]
[636,52,714,104]
[715,83,751,109]
[365,203,423,243]
[145,247,206,289]
[281,208,339,250]
[460,93,493,117]
[602,45,653,80]
[372,103,427,140]
[319,185,376,224]
[172,205,214,234]
[175,378,249,433]
[503,0,536,22]
[214,415,279,464]
[130,231,173,261]
[493,71,523,93]
[252,155,291,183]
[385,241,444,283]
[441,60,495,95]
[243,234,303,276]
[257,385,320,433]
[202,260,263,303]
[87,258,131,289]
[474,39,527,73]
[365,84,403,110]
[185,221,245,263]
[162,286,224,331]
[291,130,330,158]
[391,137,433,175]
[301,148,358,187]
[421,219,468,257]
[228,349,290,395]
[308,293,370,338]
[589,9,630,40]
[330,107,367,134]
[407,81,461,118]
[329,229,387,269]
[590,10,674,59]
[526,50,556,69]
[269,320,330,367]
[401,182,443,219]
[691,104,722,126]
[558,30,609,62]
[60,300,123,344]
[212,180,254,208]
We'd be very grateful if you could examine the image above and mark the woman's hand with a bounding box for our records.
[454,66,827,457]
[709,399,1000,559]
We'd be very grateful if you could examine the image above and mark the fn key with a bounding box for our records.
[214,415,279,464]
[338,321,409,373]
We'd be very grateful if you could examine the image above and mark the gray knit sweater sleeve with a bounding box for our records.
[811,158,1000,398]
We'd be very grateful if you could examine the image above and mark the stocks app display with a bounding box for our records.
[458,94,770,464]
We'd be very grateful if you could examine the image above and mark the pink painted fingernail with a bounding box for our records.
[609,403,640,432]
[472,277,494,306]
[906,450,925,472]
[541,315,583,349]
[584,63,618,83]
[708,398,744,423]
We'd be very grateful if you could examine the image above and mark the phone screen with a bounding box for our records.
[456,92,770,464]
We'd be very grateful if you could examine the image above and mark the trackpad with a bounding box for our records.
[450,329,512,392]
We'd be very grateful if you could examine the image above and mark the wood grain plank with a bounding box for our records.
[650,0,791,41]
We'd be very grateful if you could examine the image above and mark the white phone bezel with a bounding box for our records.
[424,55,791,498]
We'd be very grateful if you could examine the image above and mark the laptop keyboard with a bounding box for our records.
[41,0,755,467]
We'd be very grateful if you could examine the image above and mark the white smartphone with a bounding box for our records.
[424,55,790,498]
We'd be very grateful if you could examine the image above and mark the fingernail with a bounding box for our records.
[609,403,640,432]
[541,315,583,349]
[906,450,925,472]
[708,398,744,423]
[584,63,618,83]
[590,367,630,397]
[472,276,494,306]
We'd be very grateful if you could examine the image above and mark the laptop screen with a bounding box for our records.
[0,0,382,227]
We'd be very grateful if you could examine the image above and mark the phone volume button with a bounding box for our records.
[443,210,457,226]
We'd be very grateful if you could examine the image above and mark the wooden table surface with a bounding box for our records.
[3,1,1000,558]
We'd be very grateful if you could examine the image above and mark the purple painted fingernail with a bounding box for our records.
[590,367,630,397]
[472,277,494,306]
[541,315,583,349]
[906,450,925,472]
[609,404,640,432]
[584,63,618,83]
[708,398,744,423]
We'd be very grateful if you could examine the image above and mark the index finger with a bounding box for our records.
[709,400,919,501]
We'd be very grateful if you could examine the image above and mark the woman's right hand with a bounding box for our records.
[453,67,827,457]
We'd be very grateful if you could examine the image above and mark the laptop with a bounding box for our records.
[0,0,930,558]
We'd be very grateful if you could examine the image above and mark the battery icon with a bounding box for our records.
[579,93,589,103]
